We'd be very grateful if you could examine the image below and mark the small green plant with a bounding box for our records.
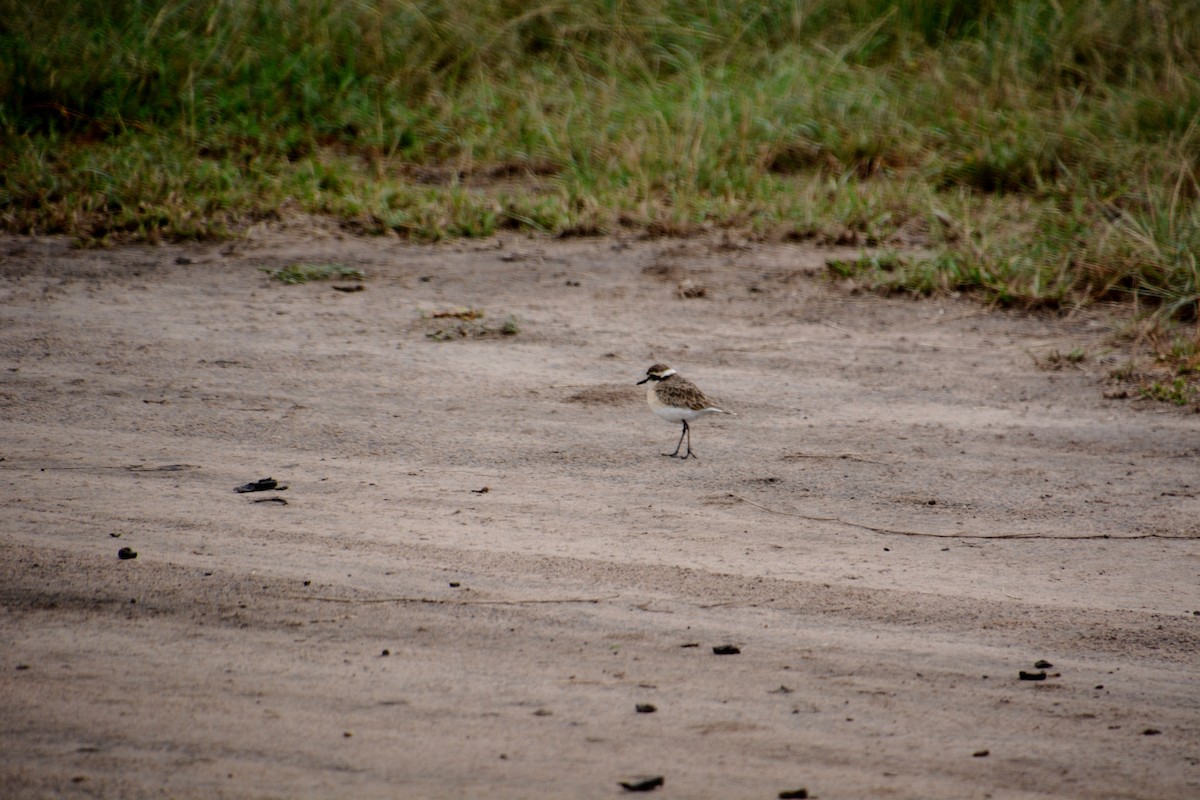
[1168,337,1200,373]
[1138,377,1196,406]
[826,250,1046,307]
[1109,361,1137,382]
[1040,348,1088,370]
[263,263,364,284]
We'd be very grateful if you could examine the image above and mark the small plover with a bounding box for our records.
[637,364,732,459]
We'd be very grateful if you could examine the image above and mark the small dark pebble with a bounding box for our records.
[109,532,121,538]
[449,582,461,588]
[635,704,657,714]
[1034,659,1053,669]
[235,478,279,493]
[1095,685,1104,690]
[117,547,137,560]
[1019,670,1046,681]
[778,789,808,799]
[15,664,29,671]
[680,642,700,648]
[303,580,311,586]
[381,649,390,657]
[331,284,364,292]
[619,776,664,792]
[973,749,990,758]
[713,644,741,655]
[1143,728,1162,736]
[472,486,490,494]
[175,256,192,265]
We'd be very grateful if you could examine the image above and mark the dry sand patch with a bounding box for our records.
[2,229,1198,799]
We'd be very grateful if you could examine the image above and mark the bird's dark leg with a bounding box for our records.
[683,420,696,459]
[663,421,688,458]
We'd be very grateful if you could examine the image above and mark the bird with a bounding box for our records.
[637,364,732,459]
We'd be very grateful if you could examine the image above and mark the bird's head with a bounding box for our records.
[637,364,676,384]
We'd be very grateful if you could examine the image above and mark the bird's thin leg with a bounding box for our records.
[683,420,697,459]
[663,421,687,458]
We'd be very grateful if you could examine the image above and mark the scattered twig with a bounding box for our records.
[927,310,985,325]
[913,340,995,350]
[727,494,1199,540]
[0,463,199,471]
[632,602,674,613]
[783,452,889,465]
[719,338,822,352]
[287,594,618,606]
[908,328,1098,350]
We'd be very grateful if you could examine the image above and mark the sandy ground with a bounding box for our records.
[2,225,1199,800]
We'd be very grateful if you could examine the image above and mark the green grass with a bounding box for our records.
[2,0,1199,330]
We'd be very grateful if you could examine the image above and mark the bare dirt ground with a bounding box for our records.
[2,224,1199,800]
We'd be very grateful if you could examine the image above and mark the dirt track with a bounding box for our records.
[2,226,1199,799]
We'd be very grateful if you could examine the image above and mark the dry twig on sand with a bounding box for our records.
[289,594,617,605]
[728,494,1197,541]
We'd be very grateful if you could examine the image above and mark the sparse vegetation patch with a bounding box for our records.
[422,308,520,340]
[264,263,364,285]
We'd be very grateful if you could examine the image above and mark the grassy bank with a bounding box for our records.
[2,1,1199,331]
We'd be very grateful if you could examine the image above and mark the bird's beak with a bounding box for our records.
[636,377,650,385]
